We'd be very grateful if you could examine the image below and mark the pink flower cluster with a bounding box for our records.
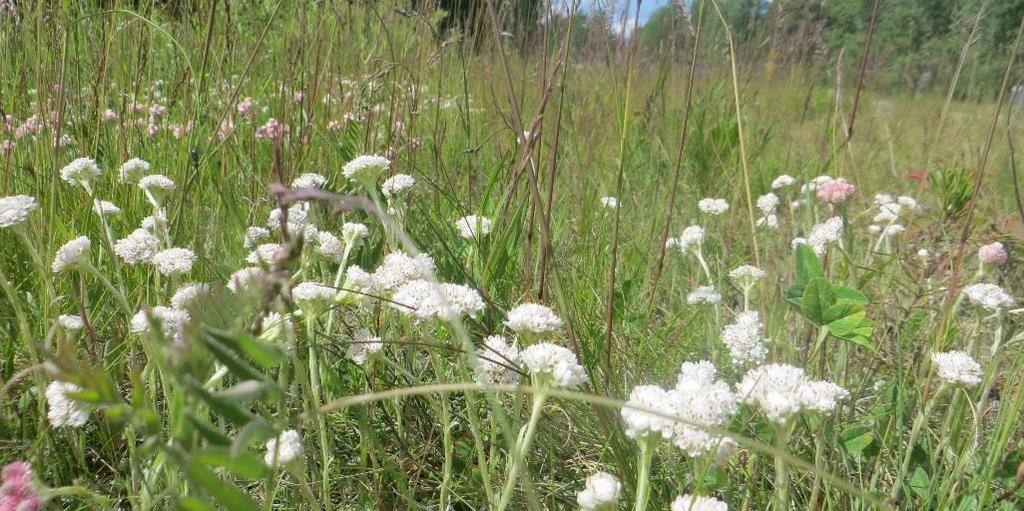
[0,462,40,511]
[255,118,289,142]
[978,241,1007,265]
[816,178,856,205]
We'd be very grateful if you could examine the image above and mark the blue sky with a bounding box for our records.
[579,0,674,25]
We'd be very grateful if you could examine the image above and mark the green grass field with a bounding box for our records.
[1,1,1023,510]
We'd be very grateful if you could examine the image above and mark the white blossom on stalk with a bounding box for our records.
[720,311,769,365]
[51,237,91,273]
[58,314,84,333]
[698,198,729,215]
[266,204,310,233]
[0,195,37,228]
[961,283,1015,311]
[381,174,416,198]
[576,471,622,511]
[291,173,326,189]
[667,225,704,253]
[170,283,209,310]
[151,247,196,276]
[259,312,294,345]
[60,157,101,187]
[729,265,766,284]
[265,429,303,466]
[504,303,563,335]
[292,282,336,312]
[621,385,677,442]
[795,216,843,255]
[246,243,283,266]
[92,200,121,217]
[142,211,167,233]
[46,381,90,428]
[341,222,369,247]
[129,306,190,343]
[370,251,436,293]
[114,229,160,264]
[931,351,982,387]
[520,343,587,389]
[756,193,779,215]
[672,361,738,458]
[345,329,384,365]
[686,287,722,305]
[389,279,485,322]
[119,158,151,184]
[771,175,795,189]
[455,215,492,239]
[671,494,728,511]
[243,226,271,248]
[736,364,847,424]
[138,174,176,194]
[227,267,265,293]
[600,197,619,210]
[474,335,521,385]
[314,231,345,262]
[342,154,390,184]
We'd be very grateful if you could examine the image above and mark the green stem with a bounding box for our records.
[496,391,548,511]
[634,437,656,511]
[774,425,791,511]
[82,264,132,314]
[892,384,947,499]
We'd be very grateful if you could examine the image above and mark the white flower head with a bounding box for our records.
[671,494,728,511]
[673,361,738,458]
[621,385,678,442]
[370,251,436,293]
[961,283,1015,311]
[342,265,374,298]
[119,158,151,184]
[729,265,767,285]
[931,351,982,386]
[227,267,266,294]
[114,229,160,264]
[52,236,92,273]
[474,335,521,385]
[390,280,485,322]
[756,193,779,215]
[314,231,345,262]
[771,175,795,189]
[687,286,722,305]
[259,312,294,345]
[244,226,271,248]
[698,198,730,215]
[577,471,622,511]
[720,311,769,365]
[247,243,283,266]
[520,342,587,388]
[342,154,390,185]
[0,195,38,228]
[266,204,310,233]
[60,157,101,187]
[668,225,704,253]
[346,328,384,365]
[46,381,90,428]
[799,216,844,255]
[151,247,196,276]
[291,173,327,189]
[341,222,369,247]
[171,283,210,310]
[504,303,563,335]
[736,364,846,424]
[92,200,121,217]
[456,215,492,239]
[141,211,167,233]
[265,429,303,466]
[58,314,84,333]
[138,174,176,194]
[382,174,416,198]
[292,282,336,312]
[130,306,190,343]
[600,197,619,210]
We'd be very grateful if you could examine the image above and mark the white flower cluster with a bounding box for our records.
[314,231,345,262]
[291,173,326,189]
[266,204,311,234]
[247,243,283,265]
[244,226,271,248]
[151,247,196,276]
[390,279,485,322]
[671,494,728,511]
[756,193,779,229]
[58,314,84,332]
[474,335,521,385]
[729,264,766,283]
[342,154,389,183]
[667,225,704,252]
[52,236,92,273]
[227,267,266,294]
[170,283,209,309]
[265,429,303,466]
[292,282,336,311]
[382,174,416,198]
[771,174,795,189]
[455,215,492,239]
[60,157,101,187]
[370,251,436,293]
[346,329,384,365]
[961,283,1015,311]
[0,195,37,228]
[46,381,90,428]
[736,364,848,423]
[672,361,738,458]
[92,200,121,217]
[720,311,769,365]
[686,286,722,305]
[138,174,176,194]
[600,196,619,209]
[621,385,678,442]
[931,351,982,386]
[792,216,843,255]
[520,343,587,388]
[698,198,729,215]
[576,471,621,511]
[114,229,161,265]
[504,303,563,335]
[119,158,151,184]
[130,306,191,343]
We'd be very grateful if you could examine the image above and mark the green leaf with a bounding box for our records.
[840,427,874,458]
[910,467,930,499]
[184,457,262,510]
[823,300,863,325]
[826,310,866,337]
[192,448,270,480]
[201,332,275,385]
[205,326,284,368]
[795,244,825,284]
[178,497,217,511]
[833,285,869,305]
[214,380,275,404]
[230,420,274,459]
[801,278,834,325]
[187,414,232,447]
[183,378,261,427]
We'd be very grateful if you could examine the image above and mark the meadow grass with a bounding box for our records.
[1,1,1023,510]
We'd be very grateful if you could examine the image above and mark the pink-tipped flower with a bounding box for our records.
[102,109,118,123]
[0,140,12,155]
[327,120,343,132]
[979,241,1008,266]
[292,91,306,103]
[816,178,856,205]
[385,146,398,162]
[0,461,41,511]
